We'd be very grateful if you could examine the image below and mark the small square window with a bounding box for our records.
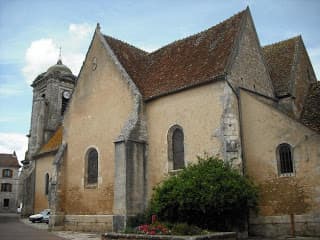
[3,199,9,207]
[1,183,12,192]
[2,169,12,178]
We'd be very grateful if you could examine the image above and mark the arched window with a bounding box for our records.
[168,125,185,171]
[277,143,294,175]
[86,148,98,185]
[45,173,49,195]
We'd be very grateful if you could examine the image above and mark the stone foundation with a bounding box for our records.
[102,232,237,240]
[63,215,114,232]
[249,214,320,237]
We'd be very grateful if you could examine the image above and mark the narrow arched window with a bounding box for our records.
[277,143,294,175]
[86,148,98,185]
[168,125,185,171]
[45,173,49,195]
[173,128,184,169]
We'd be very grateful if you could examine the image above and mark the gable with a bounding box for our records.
[59,27,138,214]
[227,9,275,98]
[263,37,298,97]
[105,9,246,100]
[263,36,318,117]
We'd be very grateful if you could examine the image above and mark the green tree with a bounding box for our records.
[148,156,258,231]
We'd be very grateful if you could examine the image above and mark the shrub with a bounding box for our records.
[171,223,203,235]
[148,156,258,231]
[127,213,149,228]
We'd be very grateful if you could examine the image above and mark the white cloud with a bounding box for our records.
[22,23,94,84]
[69,23,93,39]
[308,46,320,80]
[22,38,60,84]
[0,132,28,163]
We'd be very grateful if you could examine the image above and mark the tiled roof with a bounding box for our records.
[0,153,20,168]
[301,82,320,133]
[37,126,63,155]
[262,37,299,97]
[105,9,247,99]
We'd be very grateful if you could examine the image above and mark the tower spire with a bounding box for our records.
[57,46,62,64]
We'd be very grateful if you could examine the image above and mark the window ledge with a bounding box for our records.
[85,183,98,189]
[168,169,183,176]
[279,172,295,177]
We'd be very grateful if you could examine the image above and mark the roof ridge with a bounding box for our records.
[148,8,248,56]
[262,35,301,49]
[104,35,148,55]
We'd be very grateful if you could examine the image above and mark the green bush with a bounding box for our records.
[171,223,203,235]
[148,156,258,231]
[127,213,149,228]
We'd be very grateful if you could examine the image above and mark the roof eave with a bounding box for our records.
[145,74,227,102]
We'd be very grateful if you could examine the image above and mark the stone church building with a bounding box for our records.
[22,8,320,237]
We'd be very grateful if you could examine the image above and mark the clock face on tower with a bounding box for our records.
[63,91,71,99]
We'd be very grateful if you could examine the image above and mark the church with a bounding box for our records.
[21,8,320,237]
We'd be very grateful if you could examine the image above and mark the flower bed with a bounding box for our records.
[136,223,169,235]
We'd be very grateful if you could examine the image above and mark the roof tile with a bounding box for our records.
[0,153,20,168]
[301,82,320,133]
[37,126,63,155]
[262,37,299,97]
[104,9,246,99]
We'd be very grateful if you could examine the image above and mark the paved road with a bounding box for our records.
[0,213,65,240]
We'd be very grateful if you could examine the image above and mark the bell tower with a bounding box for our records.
[27,59,76,158]
[21,58,76,216]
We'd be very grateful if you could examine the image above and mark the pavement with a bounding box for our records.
[0,213,65,240]
[20,217,101,240]
[1,213,319,240]
[0,213,101,240]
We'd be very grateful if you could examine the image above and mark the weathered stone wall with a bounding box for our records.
[44,78,75,143]
[61,29,134,217]
[146,80,229,199]
[33,154,54,213]
[240,90,320,237]
[20,166,35,216]
[63,214,114,232]
[25,58,76,217]
[228,11,274,98]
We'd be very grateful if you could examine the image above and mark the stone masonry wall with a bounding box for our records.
[228,11,274,98]
[240,90,320,237]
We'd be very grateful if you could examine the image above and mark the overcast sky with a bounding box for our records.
[0,0,319,161]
